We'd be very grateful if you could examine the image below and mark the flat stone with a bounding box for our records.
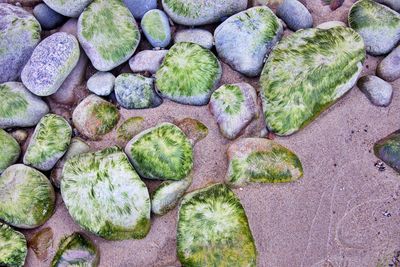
[174,29,213,49]
[357,75,393,107]
[215,6,283,77]
[123,0,157,19]
[43,0,92,17]
[276,0,313,31]
[141,9,171,48]
[87,72,115,96]
[374,130,400,173]
[377,45,400,82]
[0,4,41,83]
[21,32,80,96]
[33,3,66,30]
[0,129,20,174]
[317,21,346,29]
[0,223,27,267]
[129,50,168,74]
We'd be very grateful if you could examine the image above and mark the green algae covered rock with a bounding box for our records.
[374,130,400,173]
[0,223,27,267]
[125,123,193,181]
[175,118,208,145]
[77,0,140,71]
[117,117,145,145]
[51,232,99,267]
[155,42,222,106]
[0,129,20,174]
[0,164,55,229]
[43,0,92,17]
[24,114,72,171]
[349,0,400,55]
[226,138,303,187]
[61,146,151,240]
[141,9,171,48]
[177,183,257,266]
[260,27,365,136]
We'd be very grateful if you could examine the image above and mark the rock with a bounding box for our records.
[51,232,99,267]
[0,129,20,174]
[21,32,80,96]
[10,129,28,145]
[377,45,400,82]
[123,0,157,19]
[155,42,222,106]
[141,9,171,48]
[72,95,120,140]
[0,82,49,128]
[317,21,346,29]
[276,0,313,31]
[87,72,115,96]
[225,138,303,187]
[349,0,400,56]
[23,114,72,171]
[61,146,151,240]
[29,227,53,261]
[174,29,214,49]
[162,0,248,26]
[260,27,365,136]
[215,6,283,77]
[115,74,162,109]
[125,123,193,181]
[177,183,257,266]
[175,118,208,145]
[59,18,78,37]
[374,130,400,173]
[77,0,140,71]
[210,83,258,140]
[375,0,400,12]
[33,3,66,30]
[129,50,168,74]
[0,4,41,83]
[0,223,27,267]
[357,75,393,107]
[50,137,90,188]
[117,117,145,145]
[0,164,55,229]
[43,0,92,17]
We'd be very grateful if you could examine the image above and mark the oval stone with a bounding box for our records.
[43,0,92,17]
[129,50,168,74]
[174,29,213,49]
[0,129,20,174]
[123,0,157,19]
[276,0,313,31]
[141,9,171,48]
[377,45,400,82]
[33,3,66,30]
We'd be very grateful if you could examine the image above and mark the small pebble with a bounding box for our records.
[141,9,172,48]
[317,21,346,29]
[123,0,157,19]
[276,0,313,31]
[377,45,400,82]
[87,72,115,96]
[33,3,66,30]
[357,75,393,107]
[129,50,168,74]
[174,29,214,49]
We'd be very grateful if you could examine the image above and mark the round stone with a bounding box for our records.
[276,0,313,31]
[33,3,66,30]
[0,223,27,267]
[0,129,20,174]
[377,45,400,82]
[87,72,115,96]
[141,9,171,48]
[357,75,393,107]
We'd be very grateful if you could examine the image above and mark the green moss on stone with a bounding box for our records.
[142,11,167,41]
[0,129,20,174]
[117,117,144,143]
[92,103,120,136]
[211,84,245,115]
[0,84,28,119]
[0,223,27,267]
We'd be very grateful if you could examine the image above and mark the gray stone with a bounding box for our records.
[141,9,171,48]
[377,45,400,82]
[276,0,313,31]
[357,75,393,107]
[174,29,213,49]
[123,0,157,19]
[43,0,92,17]
[87,72,115,96]
[33,3,66,30]
[129,50,168,74]
[317,21,346,29]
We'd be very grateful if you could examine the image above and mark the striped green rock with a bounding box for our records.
[177,183,257,267]
[24,114,72,171]
[125,123,193,181]
[260,27,365,136]
[0,129,20,174]
[61,146,150,240]
[349,0,400,55]
[0,164,55,229]
[43,0,92,17]
[155,42,222,106]
[0,223,27,267]
[226,138,303,187]
[374,130,400,173]
[77,0,140,71]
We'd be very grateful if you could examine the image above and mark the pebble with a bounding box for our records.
[141,9,171,48]
[33,3,66,30]
[87,72,115,96]
[129,50,168,74]
[374,130,400,173]
[123,0,157,19]
[377,45,400,82]
[276,0,313,31]
[357,75,393,107]
[174,29,214,49]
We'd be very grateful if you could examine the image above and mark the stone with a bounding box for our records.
[260,27,365,136]
[215,6,283,77]
[10,129,28,145]
[0,82,49,128]
[357,75,393,107]
[59,18,78,37]
[125,123,193,181]
[225,138,303,187]
[175,118,208,145]
[155,42,222,106]
[129,50,168,74]
[210,83,258,140]
[0,129,20,174]
[276,0,313,31]
[123,0,157,19]
[177,183,257,266]
[29,227,53,261]
[61,146,151,240]
[377,45,400,82]
[51,232,99,267]
[33,3,66,30]
[374,130,400,173]
[375,0,400,12]
[43,0,92,17]
[77,0,140,71]
[21,32,80,96]
[349,0,400,56]
[317,21,346,29]
[0,223,27,267]
[141,9,171,48]
[87,72,115,96]
[174,29,214,49]
[162,0,248,26]
[117,117,145,145]
[0,164,55,229]
[72,95,120,140]
[0,4,41,83]
[115,74,162,109]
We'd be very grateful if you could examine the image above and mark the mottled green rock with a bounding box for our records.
[0,164,55,229]
[117,117,145,144]
[24,114,72,171]
[0,129,20,174]
[125,123,193,181]
[141,9,171,48]
[77,0,140,71]
[226,138,303,187]
[349,0,400,55]
[177,183,257,267]
[0,223,27,267]
[43,0,92,17]
[260,27,365,136]
[155,42,222,106]
[374,130,400,173]
[175,118,208,145]
[51,232,99,267]
[61,146,150,240]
